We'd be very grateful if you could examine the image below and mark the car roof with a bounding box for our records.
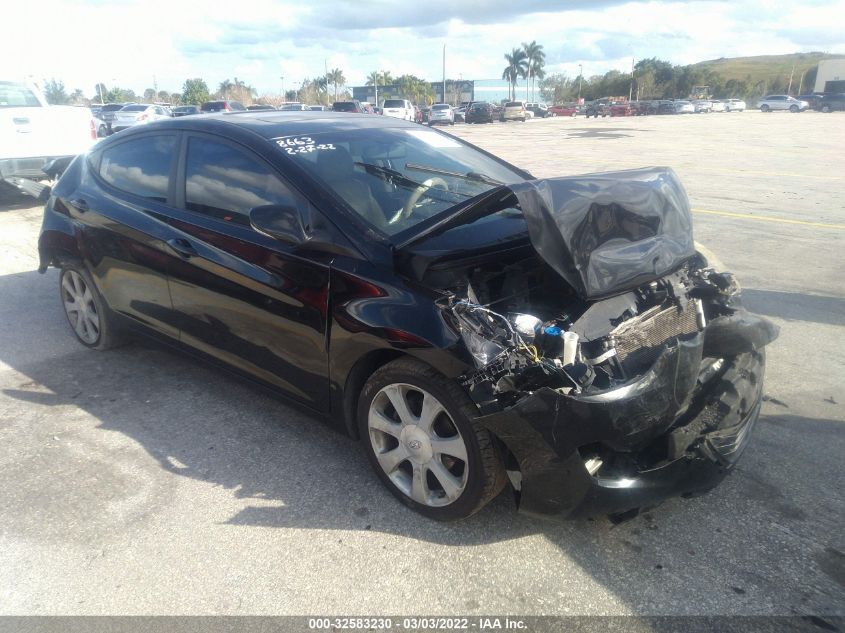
[103,110,421,141]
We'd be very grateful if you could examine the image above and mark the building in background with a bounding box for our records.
[814,59,845,93]
[351,79,512,106]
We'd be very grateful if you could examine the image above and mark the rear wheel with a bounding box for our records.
[358,358,506,521]
[761,104,770,112]
[821,105,831,113]
[59,265,124,350]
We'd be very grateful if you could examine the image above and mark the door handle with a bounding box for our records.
[69,198,89,213]
[167,238,198,258]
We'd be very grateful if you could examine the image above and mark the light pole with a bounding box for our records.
[577,64,582,103]
[280,76,285,103]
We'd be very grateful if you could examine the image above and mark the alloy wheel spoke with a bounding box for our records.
[427,458,464,501]
[417,392,444,433]
[369,408,402,438]
[62,275,78,300]
[71,272,85,297]
[64,299,80,315]
[383,384,415,426]
[74,313,89,339]
[376,445,409,474]
[85,311,100,335]
[430,436,467,462]
[410,464,428,504]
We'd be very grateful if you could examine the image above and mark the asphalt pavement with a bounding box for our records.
[0,110,842,617]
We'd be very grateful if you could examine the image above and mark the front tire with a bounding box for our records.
[821,105,831,113]
[358,358,506,521]
[59,265,124,350]
[789,105,799,113]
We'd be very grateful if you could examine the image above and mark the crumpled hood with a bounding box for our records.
[509,167,696,300]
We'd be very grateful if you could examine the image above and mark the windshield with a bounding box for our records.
[272,127,525,236]
[333,102,358,111]
[0,82,41,108]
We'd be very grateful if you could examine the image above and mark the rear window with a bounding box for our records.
[99,135,176,201]
[431,104,449,110]
[333,102,358,112]
[201,102,225,111]
[505,102,522,108]
[471,102,488,109]
[101,104,125,112]
[0,82,41,108]
[121,105,148,112]
[383,100,405,108]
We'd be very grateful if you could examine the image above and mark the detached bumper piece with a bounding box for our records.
[477,310,775,520]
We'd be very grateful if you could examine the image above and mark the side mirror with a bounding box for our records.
[249,205,307,245]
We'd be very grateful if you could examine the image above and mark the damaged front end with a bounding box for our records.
[404,168,778,519]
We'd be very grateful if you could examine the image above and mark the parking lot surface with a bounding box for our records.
[0,111,843,616]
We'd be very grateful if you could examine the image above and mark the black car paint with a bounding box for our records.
[39,111,773,520]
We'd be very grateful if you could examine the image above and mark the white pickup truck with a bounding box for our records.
[1,80,96,197]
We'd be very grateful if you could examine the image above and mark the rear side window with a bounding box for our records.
[0,82,41,107]
[184,137,294,225]
[99,135,176,202]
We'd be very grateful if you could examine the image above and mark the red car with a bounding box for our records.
[549,104,577,117]
[609,103,634,117]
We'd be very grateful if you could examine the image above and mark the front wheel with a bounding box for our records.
[821,105,831,113]
[59,265,124,350]
[358,358,506,521]
[789,105,799,113]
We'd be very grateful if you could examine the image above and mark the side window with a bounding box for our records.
[184,136,295,225]
[99,135,175,202]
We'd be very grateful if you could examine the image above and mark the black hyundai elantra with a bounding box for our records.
[38,111,777,521]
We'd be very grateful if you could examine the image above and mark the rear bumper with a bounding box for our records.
[476,311,775,520]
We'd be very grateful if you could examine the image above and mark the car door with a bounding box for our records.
[163,132,335,410]
[76,132,184,337]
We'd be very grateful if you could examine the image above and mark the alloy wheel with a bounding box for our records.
[368,383,469,507]
[61,270,100,344]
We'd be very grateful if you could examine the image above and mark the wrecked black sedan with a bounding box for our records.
[38,112,777,521]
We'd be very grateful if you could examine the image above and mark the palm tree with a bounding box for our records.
[218,79,233,99]
[503,48,527,101]
[522,41,545,101]
[327,68,345,103]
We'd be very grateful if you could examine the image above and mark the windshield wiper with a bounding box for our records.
[355,162,471,199]
[405,163,504,186]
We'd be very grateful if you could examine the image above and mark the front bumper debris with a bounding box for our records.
[476,318,770,519]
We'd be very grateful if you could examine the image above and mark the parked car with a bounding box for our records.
[201,100,246,113]
[361,103,376,115]
[815,93,845,112]
[454,106,466,122]
[332,101,366,113]
[382,99,414,121]
[173,105,201,117]
[428,103,454,126]
[549,104,577,117]
[674,101,695,114]
[38,111,777,521]
[630,101,651,116]
[309,105,329,111]
[0,80,96,197]
[709,100,726,113]
[723,99,746,112]
[609,103,633,117]
[526,103,551,118]
[501,101,528,122]
[248,104,277,111]
[98,103,131,133]
[111,104,171,133]
[585,102,609,117]
[692,100,712,113]
[758,95,808,113]
[656,101,676,115]
[465,101,495,124]
[797,94,824,110]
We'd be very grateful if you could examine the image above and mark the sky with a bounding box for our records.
[3,0,844,97]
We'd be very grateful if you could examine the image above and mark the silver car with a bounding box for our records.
[758,95,809,113]
[724,98,746,112]
[427,103,454,126]
[674,100,695,114]
[111,104,171,132]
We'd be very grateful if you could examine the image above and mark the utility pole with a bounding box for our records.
[374,72,378,109]
[442,44,446,105]
[324,59,329,106]
[797,70,806,97]
[280,76,285,103]
[787,63,796,95]
[578,64,583,103]
[629,57,634,102]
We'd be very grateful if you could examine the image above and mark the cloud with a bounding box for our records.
[1,0,843,98]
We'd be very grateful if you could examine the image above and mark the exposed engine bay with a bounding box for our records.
[433,250,741,411]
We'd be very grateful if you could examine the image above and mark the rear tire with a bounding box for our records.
[761,104,770,112]
[821,105,831,113]
[59,265,125,350]
[358,358,507,521]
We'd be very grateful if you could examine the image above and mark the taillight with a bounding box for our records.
[224,103,231,111]
[89,119,96,140]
